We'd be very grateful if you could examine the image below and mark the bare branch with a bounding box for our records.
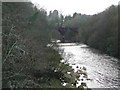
[3,41,17,64]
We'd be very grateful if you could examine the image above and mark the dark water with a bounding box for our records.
[58,43,120,88]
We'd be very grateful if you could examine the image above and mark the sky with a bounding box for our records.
[31,0,119,15]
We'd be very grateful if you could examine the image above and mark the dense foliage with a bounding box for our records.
[2,2,78,88]
[62,5,119,58]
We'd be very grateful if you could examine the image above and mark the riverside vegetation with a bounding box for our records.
[59,5,119,59]
[2,1,119,89]
[2,2,90,88]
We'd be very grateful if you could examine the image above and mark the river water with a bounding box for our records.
[58,43,120,88]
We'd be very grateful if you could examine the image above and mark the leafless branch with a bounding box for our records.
[3,41,17,64]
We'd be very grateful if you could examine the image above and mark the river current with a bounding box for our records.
[58,43,120,88]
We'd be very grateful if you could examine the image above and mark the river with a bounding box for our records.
[58,43,120,88]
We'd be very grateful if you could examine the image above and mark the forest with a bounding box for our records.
[2,1,119,88]
[58,5,119,59]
